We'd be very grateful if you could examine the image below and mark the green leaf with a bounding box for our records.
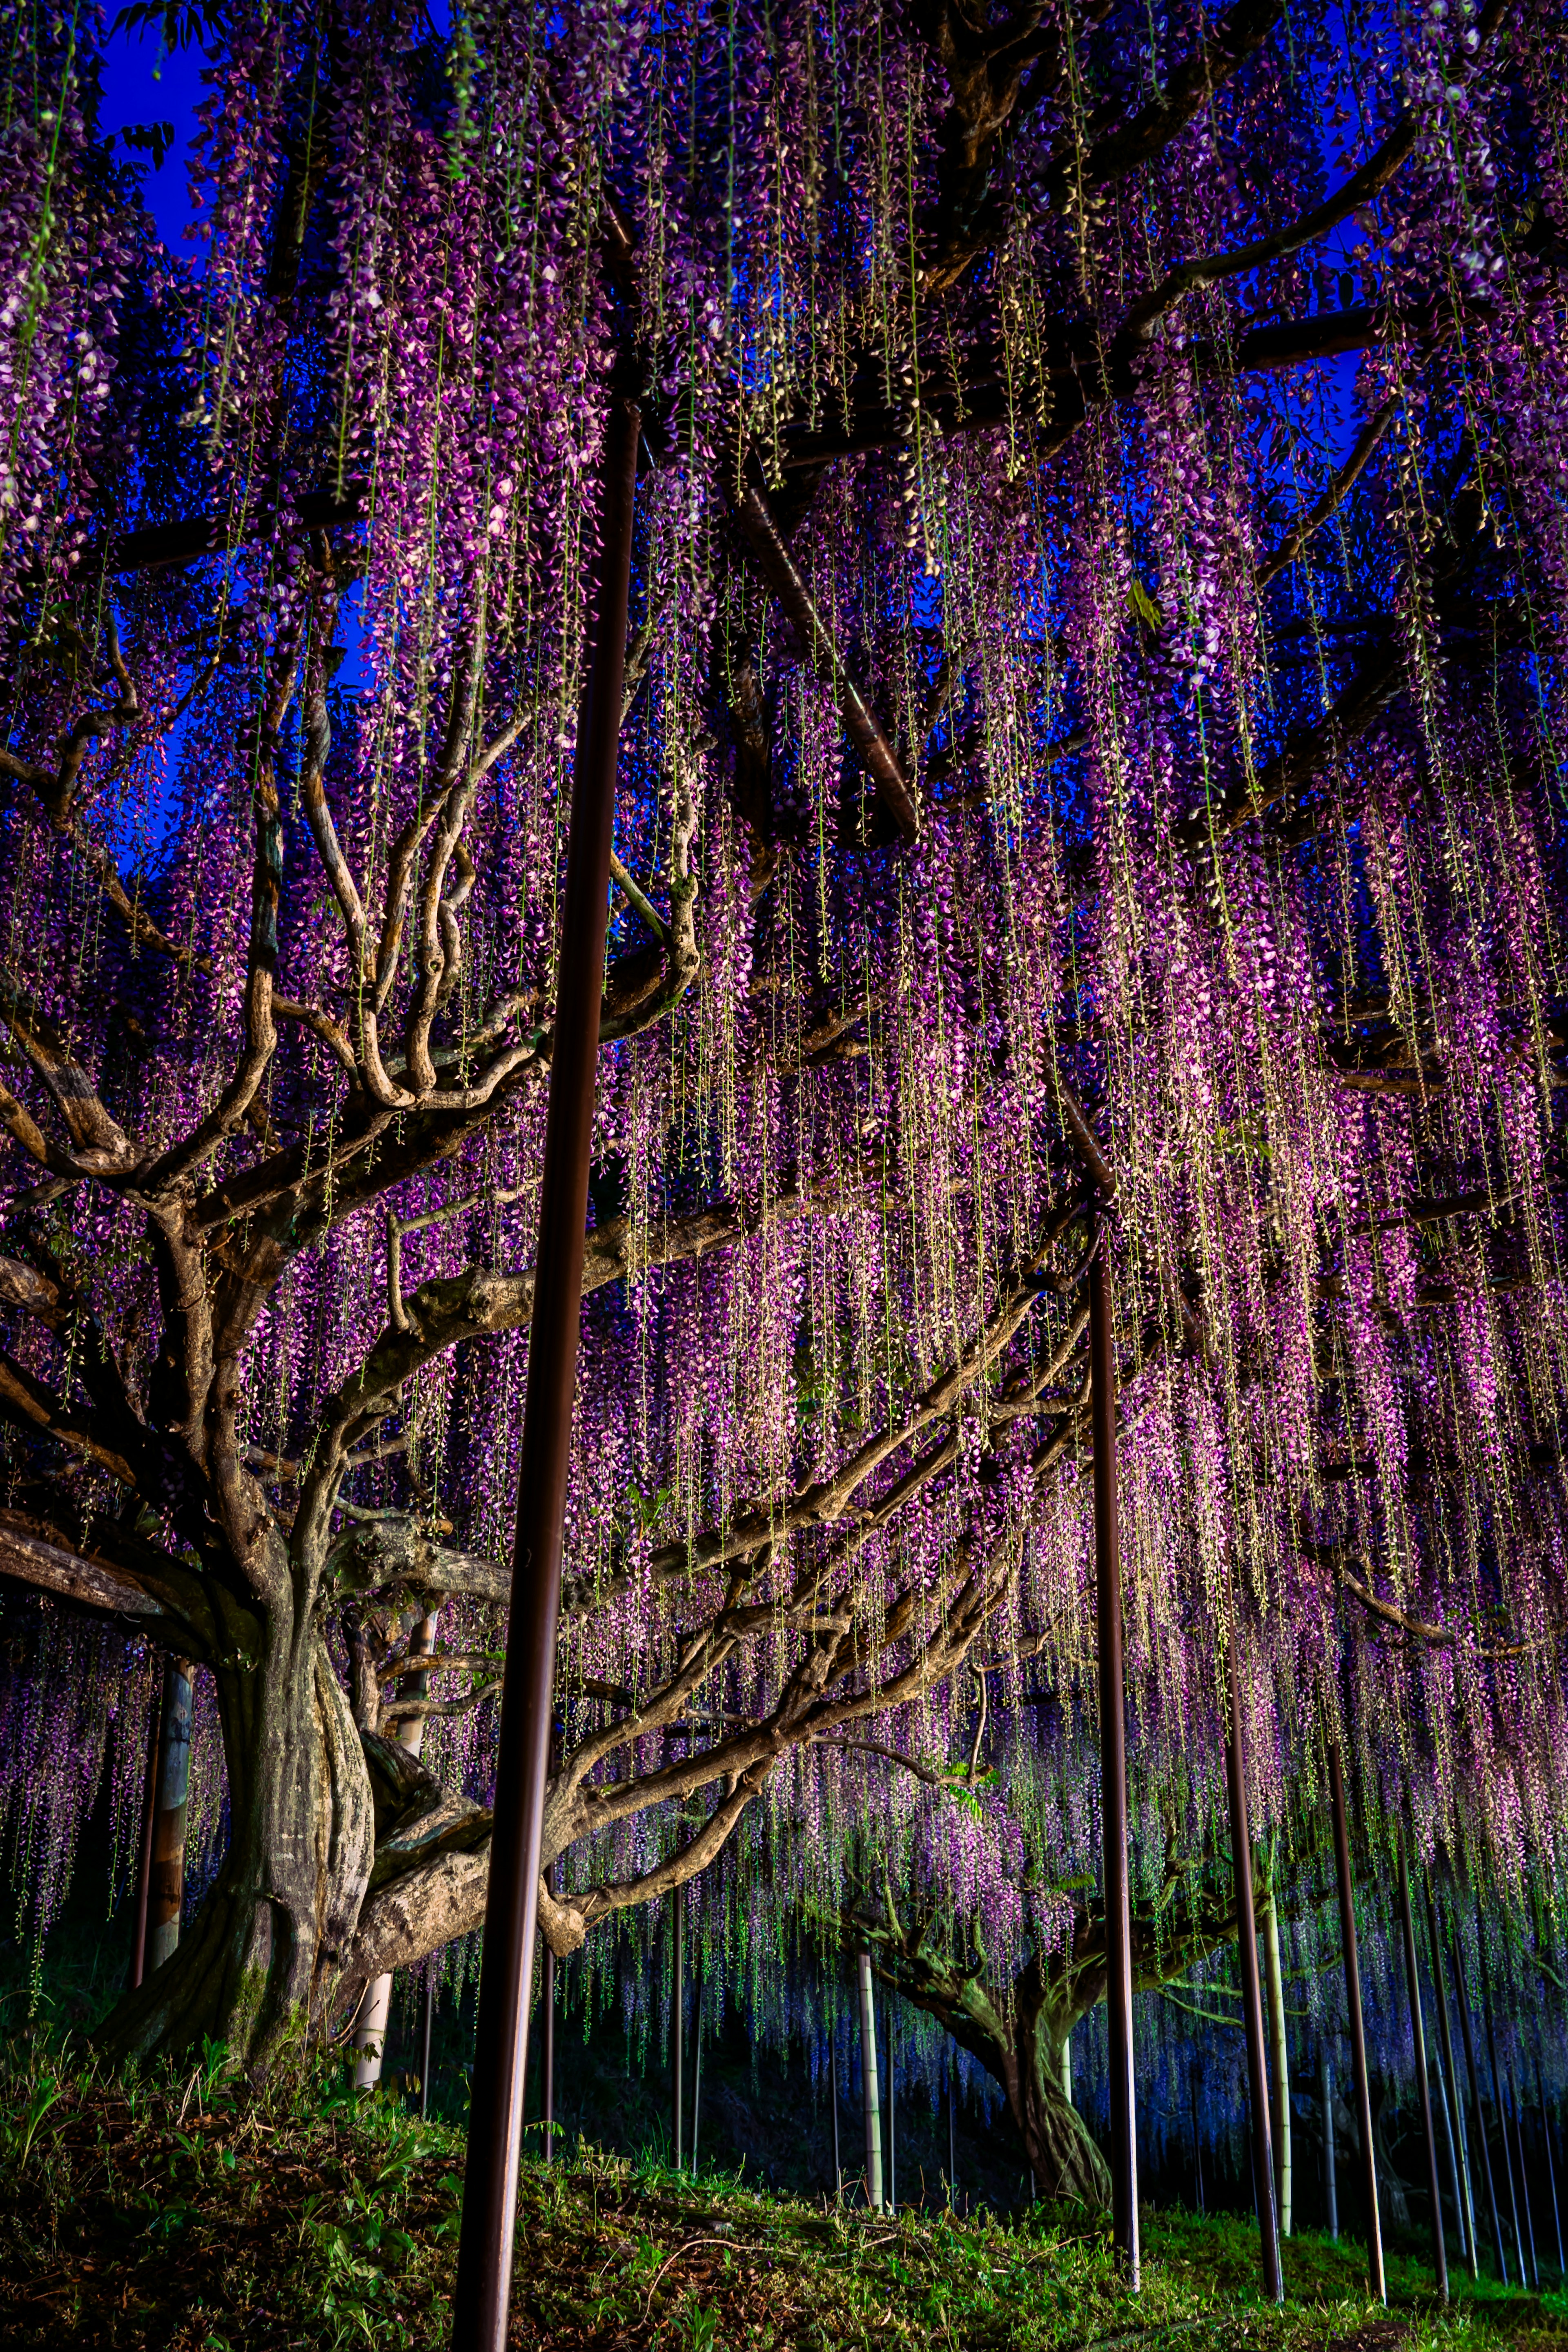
[1127,574,1163,632]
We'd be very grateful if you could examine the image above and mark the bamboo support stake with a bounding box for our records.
[1327,1733,1384,2303]
[1397,1844,1448,2299]
[1091,1238,1139,2288]
[858,1950,884,2211]
[1263,1891,1292,2235]
[1226,1586,1282,2305]
[673,1897,684,2172]
[1450,1916,1508,2282]
[1424,1878,1477,2276]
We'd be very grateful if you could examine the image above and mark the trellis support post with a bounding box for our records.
[1397,1842,1448,2299]
[1327,1732,1384,2304]
[1225,1585,1282,2305]
[1090,1234,1138,2289]
[450,389,641,2352]
[1450,1913,1508,2281]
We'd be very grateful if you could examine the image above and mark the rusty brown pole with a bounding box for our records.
[1090,1234,1138,2289]
[450,389,641,2352]
[1397,1844,1448,2300]
[1225,1582,1283,2305]
[1327,1733,1385,2303]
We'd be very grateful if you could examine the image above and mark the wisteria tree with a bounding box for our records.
[0,0,1565,2206]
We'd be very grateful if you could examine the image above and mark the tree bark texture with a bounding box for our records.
[102,1623,375,2069]
[356,1611,438,2089]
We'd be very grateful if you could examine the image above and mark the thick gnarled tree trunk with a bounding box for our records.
[849,1853,1257,2212]
[100,1618,374,2069]
[1011,2015,1112,2207]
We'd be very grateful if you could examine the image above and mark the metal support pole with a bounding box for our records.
[128,1679,161,1989]
[1226,1588,1282,2305]
[420,1971,435,2123]
[885,2002,895,2215]
[1537,2061,1564,2277]
[146,1657,193,1974]
[542,1932,555,2165]
[1397,1845,1448,2299]
[450,390,641,2352]
[1320,2055,1338,2238]
[1425,1879,1477,2276]
[691,1994,703,2176]
[1090,1241,1139,2290]
[1509,2067,1539,2290]
[673,1898,684,2172]
[1482,1945,1527,2284]
[1432,2030,1466,2272]
[831,2033,842,2199]
[858,1949,883,2211]
[948,2052,957,2206]
[1327,1733,1385,2304]
[1450,1918,1508,2282]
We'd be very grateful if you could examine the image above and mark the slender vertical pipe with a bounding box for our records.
[450,391,641,2352]
[1320,2055,1338,2238]
[1327,1734,1385,2304]
[858,1950,883,2211]
[543,1728,559,2163]
[673,1898,684,2172]
[1431,2029,1466,2270]
[1060,2027,1073,2106]
[1090,1241,1139,2289]
[1425,1881,1477,2276]
[1482,1945,1527,2284]
[146,1657,193,1974]
[1192,2066,1205,2216]
[948,2053,957,2206]
[831,2034,842,2198]
[691,1996,703,2177]
[1451,1921,1508,2282]
[1537,2062,1564,2277]
[1397,1845,1448,2299]
[1226,1591,1282,2305]
[1508,2069,1539,2290]
[885,2003,896,2214]
[542,1937,555,2164]
[421,1971,435,2125]
[128,1680,161,1989]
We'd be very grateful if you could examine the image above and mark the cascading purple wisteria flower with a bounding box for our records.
[0,0,1561,2200]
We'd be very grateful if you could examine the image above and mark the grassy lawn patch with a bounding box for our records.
[2,2034,1562,2350]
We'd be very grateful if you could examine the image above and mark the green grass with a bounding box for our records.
[1,2029,1562,2350]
